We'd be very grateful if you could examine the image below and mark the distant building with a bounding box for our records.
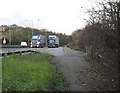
[0,26,6,32]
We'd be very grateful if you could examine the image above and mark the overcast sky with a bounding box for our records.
[0,0,97,35]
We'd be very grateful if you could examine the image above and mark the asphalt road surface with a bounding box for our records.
[50,47,95,91]
[31,47,97,91]
[49,47,118,91]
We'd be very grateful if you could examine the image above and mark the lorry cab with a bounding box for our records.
[30,35,40,48]
[48,35,59,48]
[30,35,46,48]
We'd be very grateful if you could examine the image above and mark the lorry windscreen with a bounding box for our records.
[48,37,55,39]
[32,39,38,42]
[49,40,55,43]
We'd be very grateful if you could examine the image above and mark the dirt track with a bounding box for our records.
[50,47,118,91]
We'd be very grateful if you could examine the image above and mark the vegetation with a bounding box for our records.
[0,58,2,92]
[71,0,119,89]
[2,53,67,91]
[71,0,119,68]
[1,25,70,46]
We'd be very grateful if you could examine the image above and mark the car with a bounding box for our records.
[20,42,27,47]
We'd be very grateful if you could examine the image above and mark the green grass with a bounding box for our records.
[0,58,2,92]
[2,53,67,91]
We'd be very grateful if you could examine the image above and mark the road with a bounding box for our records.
[50,47,95,91]
[31,47,97,91]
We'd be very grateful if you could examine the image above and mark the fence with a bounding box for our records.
[1,45,26,48]
[0,50,39,57]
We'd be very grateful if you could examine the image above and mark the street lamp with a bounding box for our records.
[25,19,40,36]
[25,20,33,36]
[9,29,11,45]
[25,19,40,45]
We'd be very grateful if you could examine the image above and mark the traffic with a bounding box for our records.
[21,34,60,48]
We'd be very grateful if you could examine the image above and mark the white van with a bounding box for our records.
[20,42,27,47]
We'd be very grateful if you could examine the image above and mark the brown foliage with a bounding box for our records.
[72,0,119,68]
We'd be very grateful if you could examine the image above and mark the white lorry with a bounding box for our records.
[30,35,46,48]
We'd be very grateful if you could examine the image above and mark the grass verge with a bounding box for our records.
[2,53,67,91]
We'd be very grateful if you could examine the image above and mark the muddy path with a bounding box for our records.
[50,47,96,91]
[50,47,118,91]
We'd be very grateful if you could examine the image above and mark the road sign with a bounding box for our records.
[3,38,6,44]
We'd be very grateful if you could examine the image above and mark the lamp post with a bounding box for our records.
[31,20,33,35]
[25,19,33,36]
[25,19,40,36]
[25,19,40,45]
[9,29,11,45]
